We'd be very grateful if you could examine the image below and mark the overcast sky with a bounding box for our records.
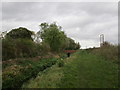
[2,2,118,49]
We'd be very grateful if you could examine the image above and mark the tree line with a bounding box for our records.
[1,22,80,60]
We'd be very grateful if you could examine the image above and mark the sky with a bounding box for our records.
[1,2,118,49]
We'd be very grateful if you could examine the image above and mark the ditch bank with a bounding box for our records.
[2,57,59,88]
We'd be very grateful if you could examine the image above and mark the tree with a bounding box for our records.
[5,27,34,40]
[75,42,80,50]
[2,27,37,60]
[39,22,67,52]
[32,31,42,43]
[102,41,111,47]
[65,37,80,50]
[0,31,7,40]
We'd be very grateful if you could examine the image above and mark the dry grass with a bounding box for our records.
[92,44,118,63]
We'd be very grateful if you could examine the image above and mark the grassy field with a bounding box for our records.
[22,50,118,88]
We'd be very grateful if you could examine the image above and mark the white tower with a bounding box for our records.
[100,34,104,47]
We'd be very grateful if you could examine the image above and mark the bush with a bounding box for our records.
[57,58,64,67]
[39,42,51,55]
[2,38,42,61]
[59,54,67,59]
[2,58,58,88]
[2,38,16,60]
[92,42,118,63]
[2,37,52,61]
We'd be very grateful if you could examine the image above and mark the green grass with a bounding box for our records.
[22,51,118,88]
[22,64,63,88]
[59,51,118,88]
[2,58,58,88]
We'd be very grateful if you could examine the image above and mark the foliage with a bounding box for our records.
[22,63,63,88]
[2,58,58,88]
[2,27,38,60]
[39,22,67,52]
[32,31,41,43]
[39,22,80,51]
[39,41,51,55]
[2,26,49,60]
[57,58,64,67]
[0,31,7,39]
[91,42,118,63]
[2,23,81,61]
[2,38,40,60]
[2,38,16,60]
[102,41,112,47]
[5,27,34,40]
[65,37,80,50]
[22,51,118,88]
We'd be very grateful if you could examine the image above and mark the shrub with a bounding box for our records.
[92,42,118,63]
[2,38,16,60]
[57,58,64,67]
[39,42,51,55]
[2,38,41,61]
[2,58,58,88]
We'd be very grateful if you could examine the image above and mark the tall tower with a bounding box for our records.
[100,34,104,47]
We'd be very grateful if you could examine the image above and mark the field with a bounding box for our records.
[2,36,119,88]
[1,2,119,89]
[21,50,118,88]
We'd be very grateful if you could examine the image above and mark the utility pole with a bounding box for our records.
[100,34,104,47]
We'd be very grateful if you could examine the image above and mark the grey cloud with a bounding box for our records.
[2,2,118,48]
[2,2,60,21]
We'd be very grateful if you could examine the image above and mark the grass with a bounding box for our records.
[2,58,58,88]
[59,51,118,88]
[22,54,74,88]
[22,64,63,88]
[22,50,118,88]
[91,45,118,63]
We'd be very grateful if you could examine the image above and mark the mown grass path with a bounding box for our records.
[22,51,118,88]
